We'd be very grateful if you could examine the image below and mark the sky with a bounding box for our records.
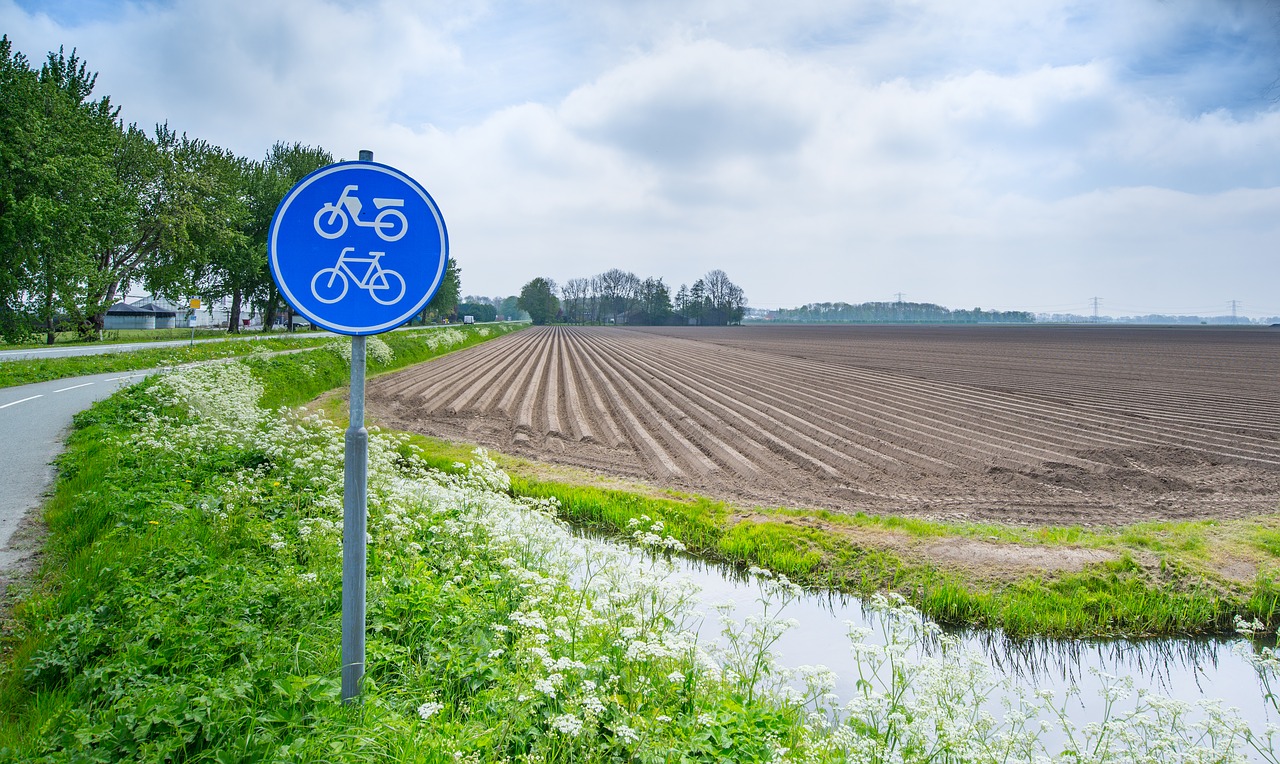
[3,0,1279,317]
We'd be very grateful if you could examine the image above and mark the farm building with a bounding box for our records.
[104,302,179,330]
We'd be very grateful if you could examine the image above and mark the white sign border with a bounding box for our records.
[269,161,449,336]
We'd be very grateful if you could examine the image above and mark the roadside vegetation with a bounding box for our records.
[0,327,286,350]
[0,332,332,389]
[382,447,1279,640]
[4,327,1279,762]
[0,324,520,390]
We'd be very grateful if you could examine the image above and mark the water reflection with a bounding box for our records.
[972,631,1229,691]
[583,535,1278,732]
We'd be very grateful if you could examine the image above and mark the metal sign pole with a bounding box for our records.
[341,148,375,703]
[267,146,447,703]
[342,333,368,702]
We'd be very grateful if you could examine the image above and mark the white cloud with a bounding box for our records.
[560,41,818,170]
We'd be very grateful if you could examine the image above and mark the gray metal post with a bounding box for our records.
[341,149,374,703]
[341,334,368,702]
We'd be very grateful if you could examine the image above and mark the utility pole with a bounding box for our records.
[1230,299,1240,324]
[894,292,906,304]
[1090,297,1101,323]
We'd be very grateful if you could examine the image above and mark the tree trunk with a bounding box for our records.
[262,299,278,333]
[228,289,242,334]
[89,280,120,333]
[44,280,55,345]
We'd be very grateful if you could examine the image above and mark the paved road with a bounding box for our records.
[0,371,154,571]
[0,331,332,363]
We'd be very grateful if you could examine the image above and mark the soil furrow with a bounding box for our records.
[367,325,1280,526]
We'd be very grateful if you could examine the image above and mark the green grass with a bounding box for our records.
[0,326,253,349]
[0,324,518,390]
[393,440,1277,638]
[0,333,334,389]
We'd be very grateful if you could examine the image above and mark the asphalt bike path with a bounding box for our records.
[0,370,158,576]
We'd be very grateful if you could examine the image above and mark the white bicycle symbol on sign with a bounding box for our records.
[313,184,408,242]
[310,247,406,306]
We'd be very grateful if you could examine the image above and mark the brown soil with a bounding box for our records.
[728,509,1122,581]
[367,325,1280,528]
[0,507,46,652]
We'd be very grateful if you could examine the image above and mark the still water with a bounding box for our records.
[625,544,1279,743]
[698,558,1266,705]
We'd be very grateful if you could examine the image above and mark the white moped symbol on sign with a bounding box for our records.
[313,185,408,242]
[311,247,407,306]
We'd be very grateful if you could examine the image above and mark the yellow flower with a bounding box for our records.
[147,520,160,526]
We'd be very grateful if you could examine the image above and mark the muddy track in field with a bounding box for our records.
[368,325,1280,526]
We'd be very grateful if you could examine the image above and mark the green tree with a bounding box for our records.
[210,142,332,332]
[518,277,559,325]
[418,258,461,323]
[0,38,126,342]
[687,279,706,324]
[499,295,524,321]
[637,277,672,325]
[137,129,253,323]
[674,283,690,319]
[457,301,498,323]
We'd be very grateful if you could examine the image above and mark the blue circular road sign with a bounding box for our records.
[269,161,449,336]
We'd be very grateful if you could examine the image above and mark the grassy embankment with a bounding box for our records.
[0,324,510,390]
[384,444,1280,639]
[4,321,1279,761]
[0,332,336,389]
[0,327,282,350]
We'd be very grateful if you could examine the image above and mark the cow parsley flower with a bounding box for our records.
[550,713,583,736]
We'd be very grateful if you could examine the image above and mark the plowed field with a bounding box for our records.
[368,325,1280,526]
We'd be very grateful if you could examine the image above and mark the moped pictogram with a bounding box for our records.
[313,185,408,242]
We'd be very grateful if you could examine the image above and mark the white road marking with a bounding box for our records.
[106,374,145,382]
[53,382,94,393]
[0,395,43,409]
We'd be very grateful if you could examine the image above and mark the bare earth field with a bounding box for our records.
[368,325,1280,527]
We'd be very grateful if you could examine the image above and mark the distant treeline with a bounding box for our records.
[457,295,526,323]
[1039,313,1278,325]
[755,301,1036,324]
[555,268,746,326]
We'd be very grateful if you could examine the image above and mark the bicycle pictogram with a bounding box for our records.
[313,184,408,242]
[311,247,406,306]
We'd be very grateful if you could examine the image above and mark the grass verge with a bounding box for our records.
[0,324,518,390]
[384,438,1280,639]
[0,327,293,350]
[0,333,334,389]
